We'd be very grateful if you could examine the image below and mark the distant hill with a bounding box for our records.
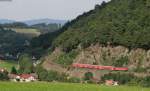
[23,18,67,25]
[0,27,30,57]
[0,19,15,24]
[0,18,67,25]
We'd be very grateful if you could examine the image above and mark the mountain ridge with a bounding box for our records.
[0,18,67,25]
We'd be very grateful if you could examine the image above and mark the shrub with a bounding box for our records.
[35,66,48,81]
[141,76,150,87]
[84,72,93,81]
[0,71,9,81]
[55,50,78,67]
[46,71,58,82]
[101,72,135,84]
[18,54,33,74]
[11,66,17,74]
[113,56,129,67]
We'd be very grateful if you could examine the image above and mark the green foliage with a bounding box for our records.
[0,22,28,28]
[0,71,9,81]
[53,0,150,52]
[11,66,17,74]
[113,56,129,67]
[18,54,33,74]
[35,66,68,82]
[101,72,135,84]
[102,73,150,87]
[134,59,147,73]
[29,30,63,59]
[84,72,93,81]
[46,70,59,82]
[56,73,68,82]
[0,27,29,56]
[35,66,48,81]
[55,50,78,67]
[135,67,147,73]
[146,0,150,7]
[141,76,150,87]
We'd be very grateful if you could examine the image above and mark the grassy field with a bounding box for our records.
[0,82,149,91]
[0,60,17,71]
[12,28,41,37]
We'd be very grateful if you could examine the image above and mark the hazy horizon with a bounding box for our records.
[0,0,110,21]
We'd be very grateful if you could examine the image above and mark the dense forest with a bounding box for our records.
[28,30,62,58]
[51,0,150,52]
[0,26,29,58]
[0,22,62,59]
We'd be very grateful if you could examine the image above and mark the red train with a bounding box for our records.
[72,63,128,71]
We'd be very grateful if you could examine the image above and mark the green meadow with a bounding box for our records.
[0,82,149,91]
[12,28,40,37]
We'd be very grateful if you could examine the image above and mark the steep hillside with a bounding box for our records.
[41,0,150,79]
[42,45,150,79]
[53,0,150,52]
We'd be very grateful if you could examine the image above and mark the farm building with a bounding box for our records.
[20,74,37,82]
[8,74,20,82]
[8,74,37,82]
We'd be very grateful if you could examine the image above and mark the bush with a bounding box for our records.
[84,72,93,81]
[101,72,135,84]
[35,66,48,81]
[0,71,9,81]
[18,54,33,74]
[35,66,70,82]
[55,50,78,67]
[57,73,68,82]
[46,71,58,82]
[113,56,129,67]
[141,76,150,87]
[11,66,17,74]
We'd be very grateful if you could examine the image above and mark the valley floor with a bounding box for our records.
[0,82,149,91]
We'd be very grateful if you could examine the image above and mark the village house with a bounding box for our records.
[8,74,37,82]
[8,74,20,82]
[20,74,37,82]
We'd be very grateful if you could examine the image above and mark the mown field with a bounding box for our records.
[0,82,149,91]
[12,28,41,37]
[0,60,17,71]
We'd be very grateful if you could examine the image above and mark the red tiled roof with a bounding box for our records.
[20,74,33,79]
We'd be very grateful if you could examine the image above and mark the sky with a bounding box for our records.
[0,0,110,21]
